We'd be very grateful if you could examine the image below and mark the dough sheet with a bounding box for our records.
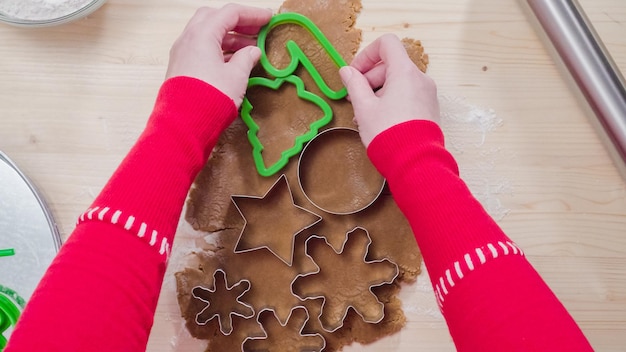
[177,0,430,350]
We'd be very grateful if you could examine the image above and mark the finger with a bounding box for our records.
[227,46,262,75]
[339,66,376,105]
[361,62,386,90]
[222,34,258,52]
[351,34,409,73]
[232,25,266,36]
[209,4,273,40]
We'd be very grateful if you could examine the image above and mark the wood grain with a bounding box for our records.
[1,0,625,351]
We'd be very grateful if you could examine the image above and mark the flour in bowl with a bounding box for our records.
[0,0,93,21]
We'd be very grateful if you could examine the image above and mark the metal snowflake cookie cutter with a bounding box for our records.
[242,12,349,177]
[191,269,254,335]
[231,174,323,266]
[297,127,386,215]
[291,227,400,332]
[241,306,326,352]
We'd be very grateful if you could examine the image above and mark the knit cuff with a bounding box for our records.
[367,120,457,182]
[150,76,238,154]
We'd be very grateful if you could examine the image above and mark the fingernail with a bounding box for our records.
[250,46,261,60]
[339,66,352,83]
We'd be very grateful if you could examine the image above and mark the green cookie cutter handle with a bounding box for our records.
[0,285,25,351]
[257,12,348,100]
[242,75,333,177]
[0,249,14,258]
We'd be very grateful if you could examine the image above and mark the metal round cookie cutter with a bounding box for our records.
[297,127,385,215]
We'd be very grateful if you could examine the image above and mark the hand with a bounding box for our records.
[165,4,273,107]
[339,34,440,147]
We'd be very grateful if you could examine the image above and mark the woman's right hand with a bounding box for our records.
[339,34,440,148]
[165,4,273,108]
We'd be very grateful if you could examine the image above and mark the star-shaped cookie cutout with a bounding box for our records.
[191,269,254,335]
[232,174,322,266]
[292,227,399,332]
[242,307,326,352]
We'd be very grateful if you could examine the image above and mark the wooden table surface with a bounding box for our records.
[1,0,625,351]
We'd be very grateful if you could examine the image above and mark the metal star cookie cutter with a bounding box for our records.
[231,174,323,266]
[242,12,348,177]
[241,306,326,352]
[297,127,386,215]
[191,269,255,336]
[291,227,400,332]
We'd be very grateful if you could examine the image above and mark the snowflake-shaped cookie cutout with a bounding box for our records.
[242,306,325,352]
[192,269,254,335]
[292,227,399,332]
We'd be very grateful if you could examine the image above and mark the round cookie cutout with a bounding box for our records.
[297,128,385,215]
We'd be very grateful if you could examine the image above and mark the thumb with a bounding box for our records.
[228,46,262,75]
[339,66,376,104]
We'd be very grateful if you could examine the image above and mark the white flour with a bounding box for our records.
[439,94,512,221]
[0,0,92,21]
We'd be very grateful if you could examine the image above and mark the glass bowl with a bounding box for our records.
[0,0,107,27]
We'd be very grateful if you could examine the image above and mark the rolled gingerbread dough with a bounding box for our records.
[176,0,430,350]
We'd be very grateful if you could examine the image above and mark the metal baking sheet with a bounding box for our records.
[0,151,60,342]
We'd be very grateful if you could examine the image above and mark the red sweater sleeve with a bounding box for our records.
[367,120,593,351]
[6,76,237,352]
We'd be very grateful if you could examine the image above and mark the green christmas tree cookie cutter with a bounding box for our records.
[242,76,333,177]
[242,12,348,177]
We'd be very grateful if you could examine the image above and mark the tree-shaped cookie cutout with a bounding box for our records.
[242,75,334,177]
[191,269,254,335]
[243,307,325,352]
[292,228,399,332]
[232,174,322,266]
